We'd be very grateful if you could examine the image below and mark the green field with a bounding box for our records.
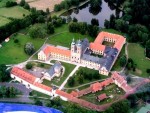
[0,6,30,19]
[0,33,45,64]
[128,43,150,77]
[0,16,11,26]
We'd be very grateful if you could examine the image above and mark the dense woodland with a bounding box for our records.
[104,0,150,57]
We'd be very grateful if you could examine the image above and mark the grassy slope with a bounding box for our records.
[0,6,30,19]
[0,34,45,64]
[128,43,150,77]
[0,16,11,27]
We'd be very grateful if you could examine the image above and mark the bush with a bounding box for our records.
[6,1,17,7]
[26,63,33,69]
[146,69,150,73]
[14,39,19,43]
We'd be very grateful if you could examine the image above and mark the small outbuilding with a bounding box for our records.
[97,93,107,102]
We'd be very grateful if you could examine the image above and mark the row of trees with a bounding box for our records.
[69,22,99,37]
[0,64,11,82]
[0,86,20,98]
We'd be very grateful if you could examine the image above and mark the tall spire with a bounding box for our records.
[71,38,75,45]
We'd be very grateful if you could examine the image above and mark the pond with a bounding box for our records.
[61,0,122,28]
[0,103,62,113]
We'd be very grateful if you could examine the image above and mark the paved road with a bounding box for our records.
[59,65,80,90]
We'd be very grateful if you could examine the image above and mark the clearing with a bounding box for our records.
[128,43,150,77]
[0,16,11,27]
[0,6,30,19]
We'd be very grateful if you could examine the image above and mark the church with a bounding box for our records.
[38,31,126,75]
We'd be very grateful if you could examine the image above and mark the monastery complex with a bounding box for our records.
[38,31,126,75]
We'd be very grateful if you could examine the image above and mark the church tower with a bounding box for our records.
[71,39,82,63]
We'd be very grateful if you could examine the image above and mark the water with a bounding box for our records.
[0,103,62,113]
[61,0,121,28]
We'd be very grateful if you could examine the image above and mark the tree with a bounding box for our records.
[26,62,33,69]
[19,0,25,6]
[68,77,75,86]
[47,22,55,34]
[24,3,30,10]
[34,99,43,106]
[24,42,35,55]
[120,55,127,67]
[146,40,150,49]
[0,64,10,82]
[104,19,110,28]
[73,17,78,22]
[89,0,102,9]
[29,25,46,39]
[91,18,99,26]
[77,75,84,84]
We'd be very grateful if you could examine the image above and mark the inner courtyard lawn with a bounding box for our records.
[0,33,45,64]
[0,6,30,19]
[0,16,11,27]
[128,43,150,77]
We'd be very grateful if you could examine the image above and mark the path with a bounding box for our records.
[59,65,80,90]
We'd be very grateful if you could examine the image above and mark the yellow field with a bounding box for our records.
[17,0,63,11]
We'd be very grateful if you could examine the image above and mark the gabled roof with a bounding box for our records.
[42,45,71,57]
[11,67,36,84]
[98,93,107,101]
[90,43,106,52]
[55,90,73,99]
[34,82,52,92]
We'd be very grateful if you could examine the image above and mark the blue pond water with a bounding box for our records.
[0,103,62,113]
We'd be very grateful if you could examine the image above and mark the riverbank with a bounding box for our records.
[51,0,90,17]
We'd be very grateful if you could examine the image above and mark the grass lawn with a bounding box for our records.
[47,25,94,48]
[0,6,30,19]
[30,90,50,99]
[128,43,150,77]
[80,84,125,105]
[101,28,123,35]
[42,79,52,87]
[0,33,45,64]
[112,45,125,71]
[50,61,76,86]
[65,67,108,88]
[0,16,11,27]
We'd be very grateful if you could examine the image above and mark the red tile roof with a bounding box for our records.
[111,72,132,92]
[91,31,126,52]
[11,67,36,84]
[43,45,71,57]
[34,82,52,92]
[97,93,107,101]
[90,43,106,52]
[55,90,73,99]
[70,91,78,97]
